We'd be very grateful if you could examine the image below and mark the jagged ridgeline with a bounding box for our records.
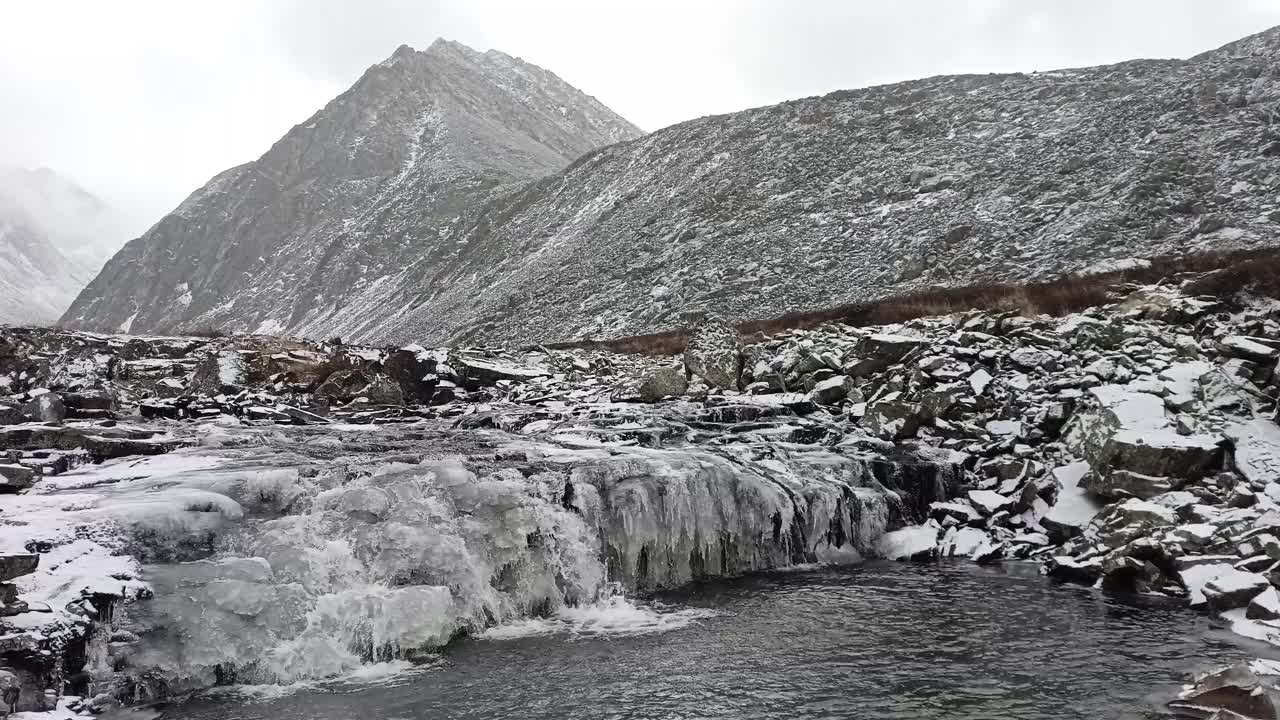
[64,29,1280,345]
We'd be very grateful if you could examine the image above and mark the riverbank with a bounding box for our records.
[3,276,1280,713]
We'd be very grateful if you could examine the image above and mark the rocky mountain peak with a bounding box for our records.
[65,25,1280,347]
[60,42,643,336]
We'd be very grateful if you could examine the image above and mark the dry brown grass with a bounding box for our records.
[543,246,1280,356]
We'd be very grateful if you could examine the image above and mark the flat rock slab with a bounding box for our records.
[1226,419,1280,485]
[0,554,38,582]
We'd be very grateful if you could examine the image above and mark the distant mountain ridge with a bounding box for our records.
[0,167,126,325]
[65,28,1280,344]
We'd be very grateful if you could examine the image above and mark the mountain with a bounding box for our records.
[60,39,641,335]
[0,168,127,325]
[343,25,1280,346]
[66,28,1280,344]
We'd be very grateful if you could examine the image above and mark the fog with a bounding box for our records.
[3,0,1280,235]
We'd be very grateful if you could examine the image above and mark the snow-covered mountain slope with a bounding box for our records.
[342,25,1280,346]
[0,168,126,325]
[60,39,642,335]
[65,27,1280,345]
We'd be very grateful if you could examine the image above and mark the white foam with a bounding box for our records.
[478,596,721,640]
[194,660,440,704]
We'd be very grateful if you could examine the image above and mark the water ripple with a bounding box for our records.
[176,562,1274,720]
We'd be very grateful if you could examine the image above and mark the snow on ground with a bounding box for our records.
[0,449,244,636]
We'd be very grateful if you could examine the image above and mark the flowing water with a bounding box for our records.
[173,562,1267,720]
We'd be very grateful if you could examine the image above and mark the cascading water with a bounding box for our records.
[11,422,964,700]
[122,459,610,690]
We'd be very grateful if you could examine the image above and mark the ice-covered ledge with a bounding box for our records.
[0,420,964,704]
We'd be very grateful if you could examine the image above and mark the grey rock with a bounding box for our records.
[860,400,922,440]
[189,350,247,396]
[21,392,65,423]
[1084,469,1174,501]
[1168,663,1280,720]
[1203,570,1271,612]
[1045,555,1103,584]
[1101,431,1222,481]
[968,489,1013,516]
[808,374,853,405]
[0,464,35,491]
[1247,586,1280,620]
[682,312,741,390]
[0,554,37,582]
[1220,335,1280,363]
[629,367,689,403]
[316,369,373,404]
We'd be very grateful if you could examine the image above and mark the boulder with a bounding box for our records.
[316,369,372,404]
[985,419,1024,438]
[82,435,178,460]
[1084,469,1174,501]
[0,464,35,492]
[681,311,741,389]
[929,501,981,526]
[1081,499,1178,549]
[1008,347,1054,370]
[1226,419,1280,486]
[189,349,248,395]
[453,354,547,389]
[860,401,922,440]
[634,367,689,403]
[383,345,440,403]
[61,390,117,416]
[22,392,66,423]
[969,368,993,395]
[808,375,853,405]
[364,374,405,405]
[1101,430,1221,481]
[1169,664,1280,720]
[1170,523,1218,548]
[1203,569,1271,612]
[1064,385,1168,469]
[1220,336,1280,363]
[968,489,1013,516]
[0,554,38,581]
[0,401,23,424]
[1247,587,1280,620]
[1045,555,1103,585]
[846,333,927,377]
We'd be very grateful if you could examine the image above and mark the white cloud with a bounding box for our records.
[2,0,1278,238]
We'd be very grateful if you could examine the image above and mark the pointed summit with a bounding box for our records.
[62,42,642,336]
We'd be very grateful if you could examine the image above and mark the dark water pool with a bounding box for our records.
[175,562,1271,720]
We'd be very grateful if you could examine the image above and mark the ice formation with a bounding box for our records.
[2,422,958,697]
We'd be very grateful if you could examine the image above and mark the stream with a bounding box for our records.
[173,561,1266,720]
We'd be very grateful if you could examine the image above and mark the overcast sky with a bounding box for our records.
[4,0,1280,238]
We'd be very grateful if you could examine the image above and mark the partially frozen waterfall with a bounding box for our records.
[8,422,963,698]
